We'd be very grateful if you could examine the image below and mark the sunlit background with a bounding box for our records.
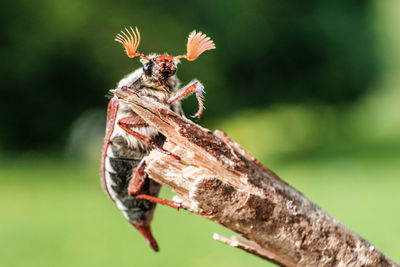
[1,1,399,266]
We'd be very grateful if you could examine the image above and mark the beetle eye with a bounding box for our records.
[143,61,153,76]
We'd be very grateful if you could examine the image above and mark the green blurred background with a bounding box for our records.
[1,0,399,266]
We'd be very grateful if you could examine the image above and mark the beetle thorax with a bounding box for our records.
[141,72,179,97]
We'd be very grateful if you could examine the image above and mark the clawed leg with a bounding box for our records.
[118,116,181,161]
[167,80,205,119]
[128,155,215,216]
[135,194,183,211]
[128,158,147,195]
[128,160,185,211]
[135,194,215,216]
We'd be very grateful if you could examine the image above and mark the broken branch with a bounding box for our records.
[115,89,398,267]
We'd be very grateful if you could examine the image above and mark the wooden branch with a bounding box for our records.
[115,89,398,267]
[212,233,289,266]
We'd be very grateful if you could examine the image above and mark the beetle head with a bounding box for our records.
[115,27,215,79]
[141,55,177,79]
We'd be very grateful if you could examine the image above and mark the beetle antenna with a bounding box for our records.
[175,30,215,61]
[115,26,149,61]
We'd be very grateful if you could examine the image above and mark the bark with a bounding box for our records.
[114,89,398,267]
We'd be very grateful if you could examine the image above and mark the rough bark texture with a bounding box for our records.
[115,89,398,267]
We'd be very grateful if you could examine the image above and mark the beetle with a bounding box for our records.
[100,27,215,251]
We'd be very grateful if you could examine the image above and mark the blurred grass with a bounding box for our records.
[1,130,399,267]
[0,157,269,267]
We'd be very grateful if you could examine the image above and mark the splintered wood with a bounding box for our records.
[115,88,398,267]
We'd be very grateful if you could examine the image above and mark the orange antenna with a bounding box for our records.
[176,30,216,61]
[115,27,149,61]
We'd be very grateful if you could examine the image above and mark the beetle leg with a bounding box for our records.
[167,80,205,119]
[134,194,183,211]
[126,148,215,215]
[135,194,216,216]
[128,159,195,212]
[127,159,174,208]
[118,116,181,161]
[128,158,147,196]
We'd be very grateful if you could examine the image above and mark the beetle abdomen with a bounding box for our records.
[104,136,162,223]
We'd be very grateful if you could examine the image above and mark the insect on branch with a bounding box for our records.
[102,27,215,251]
[114,88,399,267]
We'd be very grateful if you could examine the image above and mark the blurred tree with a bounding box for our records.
[0,0,380,151]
